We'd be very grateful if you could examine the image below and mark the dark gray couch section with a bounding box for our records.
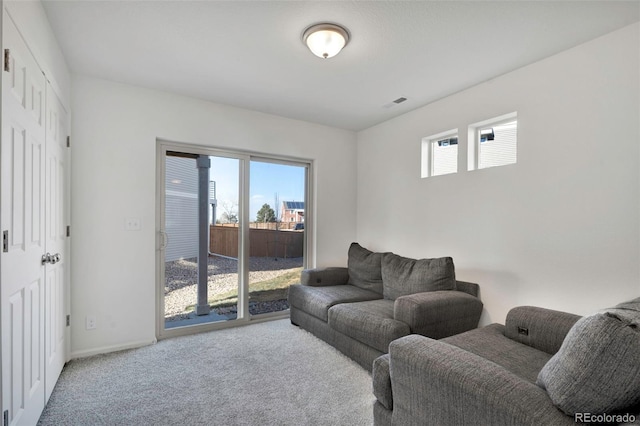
[289,308,385,370]
[384,335,576,426]
[503,306,580,354]
[373,304,640,425]
[288,283,380,322]
[394,290,483,339]
[329,299,409,353]
[442,323,554,383]
[289,243,484,371]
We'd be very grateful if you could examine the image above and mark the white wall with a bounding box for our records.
[70,76,357,356]
[356,23,640,325]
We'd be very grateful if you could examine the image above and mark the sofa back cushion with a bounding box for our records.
[536,297,640,415]
[347,243,384,295]
[381,253,455,300]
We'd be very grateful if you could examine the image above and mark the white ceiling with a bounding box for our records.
[42,1,640,131]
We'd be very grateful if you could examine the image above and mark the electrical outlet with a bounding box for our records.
[86,315,97,330]
[125,217,141,231]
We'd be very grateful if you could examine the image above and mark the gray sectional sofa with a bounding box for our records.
[373,299,640,425]
[288,243,484,371]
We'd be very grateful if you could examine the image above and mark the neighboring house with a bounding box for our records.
[165,157,199,262]
[281,201,304,223]
[165,157,217,262]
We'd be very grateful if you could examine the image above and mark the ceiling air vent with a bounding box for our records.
[383,96,408,109]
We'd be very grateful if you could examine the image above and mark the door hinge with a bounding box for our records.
[3,409,8,426]
[66,136,70,148]
[2,230,8,253]
[66,225,70,237]
[66,315,70,327]
[4,49,9,73]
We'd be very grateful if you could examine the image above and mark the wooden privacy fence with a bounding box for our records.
[210,225,303,258]
[217,222,302,230]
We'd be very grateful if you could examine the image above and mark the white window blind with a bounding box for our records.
[478,120,517,169]
[432,137,458,176]
[421,130,458,178]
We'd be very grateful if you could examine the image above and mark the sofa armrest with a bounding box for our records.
[372,354,393,410]
[300,267,349,286]
[455,280,479,297]
[504,306,581,355]
[393,291,483,339]
[388,335,574,425]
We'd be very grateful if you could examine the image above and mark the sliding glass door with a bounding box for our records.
[248,160,306,317]
[157,142,310,337]
[163,152,242,330]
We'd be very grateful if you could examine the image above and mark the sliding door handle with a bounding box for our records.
[159,231,169,250]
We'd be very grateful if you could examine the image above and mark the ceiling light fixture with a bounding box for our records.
[302,23,350,59]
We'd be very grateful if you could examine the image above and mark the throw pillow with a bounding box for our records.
[536,298,640,415]
[347,242,384,295]
[381,253,455,300]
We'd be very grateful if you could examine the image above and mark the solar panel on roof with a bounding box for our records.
[284,201,304,209]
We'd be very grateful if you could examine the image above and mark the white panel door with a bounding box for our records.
[1,17,47,426]
[44,83,68,401]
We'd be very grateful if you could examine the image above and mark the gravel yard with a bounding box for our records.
[164,256,302,321]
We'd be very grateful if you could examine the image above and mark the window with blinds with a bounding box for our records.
[468,112,518,171]
[421,130,458,178]
[432,137,458,176]
[478,120,517,169]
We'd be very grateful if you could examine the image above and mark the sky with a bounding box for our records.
[210,157,305,222]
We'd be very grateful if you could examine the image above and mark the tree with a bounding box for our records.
[220,212,238,224]
[219,200,239,224]
[256,203,276,223]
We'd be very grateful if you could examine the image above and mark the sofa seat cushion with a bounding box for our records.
[442,323,553,384]
[328,299,410,353]
[288,284,381,322]
[537,297,640,415]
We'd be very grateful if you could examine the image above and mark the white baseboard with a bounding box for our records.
[70,338,157,360]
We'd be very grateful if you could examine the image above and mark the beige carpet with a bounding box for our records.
[38,319,374,425]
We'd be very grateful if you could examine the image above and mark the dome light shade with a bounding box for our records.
[303,23,350,59]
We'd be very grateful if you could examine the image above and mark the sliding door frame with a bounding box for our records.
[155,139,313,340]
